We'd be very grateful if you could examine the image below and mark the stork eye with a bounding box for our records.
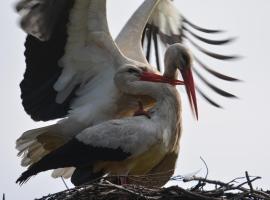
[182,53,190,66]
[128,68,140,74]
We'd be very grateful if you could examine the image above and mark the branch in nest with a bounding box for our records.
[33,172,270,200]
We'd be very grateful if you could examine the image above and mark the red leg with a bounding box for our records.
[119,176,128,185]
[133,101,151,118]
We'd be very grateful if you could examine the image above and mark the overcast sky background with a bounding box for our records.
[0,0,269,199]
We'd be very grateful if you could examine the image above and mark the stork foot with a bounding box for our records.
[133,101,151,119]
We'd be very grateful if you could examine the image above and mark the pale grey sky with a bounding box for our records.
[0,0,269,199]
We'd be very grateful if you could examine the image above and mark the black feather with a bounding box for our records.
[194,57,240,81]
[152,28,161,71]
[187,37,239,60]
[183,27,235,45]
[183,18,223,34]
[193,68,237,98]
[16,139,130,185]
[71,166,104,186]
[196,86,222,108]
[146,28,153,62]
[20,0,76,121]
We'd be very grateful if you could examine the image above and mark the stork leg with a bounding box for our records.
[119,176,128,185]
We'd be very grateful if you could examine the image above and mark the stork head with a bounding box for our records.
[114,64,183,95]
[164,44,198,119]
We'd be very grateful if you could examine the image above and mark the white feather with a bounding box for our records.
[150,0,183,36]
[76,117,158,155]
[51,167,75,179]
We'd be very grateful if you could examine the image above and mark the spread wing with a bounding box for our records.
[17,0,126,121]
[16,0,74,41]
[142,0,240,108]
[116,0,160,65]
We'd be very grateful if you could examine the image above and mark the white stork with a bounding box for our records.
[16,0,160,170]
[16,45,195,185]
[15,0,239,184]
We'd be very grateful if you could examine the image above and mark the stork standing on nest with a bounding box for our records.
[16,44,197,185]
[15,0,239,184]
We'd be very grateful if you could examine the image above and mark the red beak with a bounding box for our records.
[140,72,184,85]
[181,68,198,120]
[140,71,198,119]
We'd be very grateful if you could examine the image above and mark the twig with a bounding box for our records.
[237,176,261,188]
[101,180,158,200]
[35,172,270,200]
[200,156,209,180]
[245,171,254,192]
[183,175,270,199]
[165,186,222,200]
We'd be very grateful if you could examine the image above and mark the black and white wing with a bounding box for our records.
[16,0,126,121]
[16,117,160,185]
[16,0,74,41]
[142,0,240,108]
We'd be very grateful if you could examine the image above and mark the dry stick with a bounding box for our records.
[227,176,249,184]
[164,186,222,200]
[190,156,209,191]
[237,176,261,188]
[245,171,254,193]
[65,185,95,200]
[100,180,158,200]
[37,172,270,200]
[200,156,209,180]
[184,175,270,199]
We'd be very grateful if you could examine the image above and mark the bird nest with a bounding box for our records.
[36,172,270,200]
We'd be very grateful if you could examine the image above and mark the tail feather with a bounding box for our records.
[16,124,66,167]
[16,167,39,185]
[16,140,36,155]
[16,158,53,185]
[16,139,82,184]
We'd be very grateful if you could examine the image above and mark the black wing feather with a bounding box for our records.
[20,0,76,121]
[194,57,240,82]
[142,12,239,109]
[183,27,235,45]
[193,68,237,98]
[183,17,223,34]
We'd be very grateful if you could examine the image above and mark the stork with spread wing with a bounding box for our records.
[15,0,239,186]
[16,45,195,186]
[119,0,240,108]
[16,0,160,171]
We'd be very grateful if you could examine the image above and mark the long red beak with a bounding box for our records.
[181,68,198,119]
[140,72,184,85]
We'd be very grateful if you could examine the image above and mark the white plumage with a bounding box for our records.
[150,0,183,36]
[15,0,238,185]
[16,63,187,186]
[16,0,161,178]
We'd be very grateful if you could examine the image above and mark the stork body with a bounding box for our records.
[16,65,185,186]
[16,0,160,170]
[15,0,238,185]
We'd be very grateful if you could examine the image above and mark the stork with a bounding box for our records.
[16,45,196,185]
[16,0,160,171]
[15,0,239,185]
[118,0,240,108]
